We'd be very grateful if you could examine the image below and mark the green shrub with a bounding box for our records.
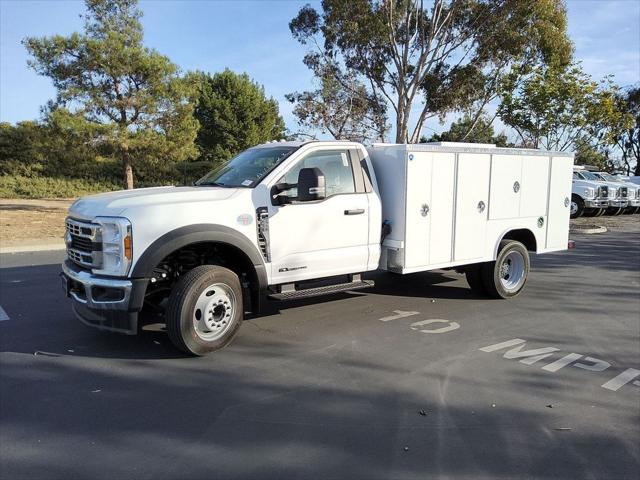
[0,175,120,199]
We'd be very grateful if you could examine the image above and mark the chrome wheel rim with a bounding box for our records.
[499,251,526,292]
[570,201,578,215]
[192,283,236,341]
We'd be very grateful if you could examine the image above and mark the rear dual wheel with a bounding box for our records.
[465,240,530,299]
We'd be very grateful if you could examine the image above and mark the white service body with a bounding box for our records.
[369,143,573,274]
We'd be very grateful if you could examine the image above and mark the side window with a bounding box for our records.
[282,149,356,197]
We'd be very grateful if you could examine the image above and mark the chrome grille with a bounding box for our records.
[598,186,608,198]
[66,218,102,268]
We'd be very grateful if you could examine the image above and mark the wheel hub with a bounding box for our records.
[499,251,525,292]
[570,201,578,215]
[193,283,235,341]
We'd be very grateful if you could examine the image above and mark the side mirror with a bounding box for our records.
[297,167,326,202]
[270,182,295,206]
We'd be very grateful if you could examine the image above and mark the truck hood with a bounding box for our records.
[69,186,239,221]
[573,179,601,188]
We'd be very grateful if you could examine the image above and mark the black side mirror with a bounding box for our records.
[270,182,295,206]
[297,167,326,202]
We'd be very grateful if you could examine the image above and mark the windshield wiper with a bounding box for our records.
[197,182,228,187]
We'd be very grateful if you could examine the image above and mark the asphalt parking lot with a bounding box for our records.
[1,218,639,480]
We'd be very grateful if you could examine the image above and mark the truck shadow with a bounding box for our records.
[1,331,638,479]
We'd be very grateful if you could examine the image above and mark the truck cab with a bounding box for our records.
[571,169,609,218]
[592,172,639,214]
[573,169,626,215]
[61,140,573,355]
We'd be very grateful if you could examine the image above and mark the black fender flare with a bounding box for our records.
[131,224,268,307]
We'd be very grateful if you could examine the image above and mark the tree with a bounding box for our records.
[611,86,640,175]
[573,137,607,171]
[421,115,509,146]
[498,63,632,152]
[286,61,388,142]
[192,69,286,164]
[290,0,572,143]
[24,0,198,189]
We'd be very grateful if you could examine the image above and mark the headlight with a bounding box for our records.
[583,187,595,198]
[92,217,132,276]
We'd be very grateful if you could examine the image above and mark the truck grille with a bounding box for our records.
[66,218,102,269]
[598,186,608,198]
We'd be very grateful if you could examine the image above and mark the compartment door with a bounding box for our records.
[545,156,573,251]
[404,152,433,267]
[428,152,456,264]
[454,154,491,262]
[489,155,522,220]
[520,156,550,217]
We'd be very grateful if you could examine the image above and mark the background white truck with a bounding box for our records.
[61,141,574,355]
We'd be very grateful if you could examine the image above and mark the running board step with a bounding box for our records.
[268,280,374,301]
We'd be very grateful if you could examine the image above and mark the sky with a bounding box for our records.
[1,0,639,139]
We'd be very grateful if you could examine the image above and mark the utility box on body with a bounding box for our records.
[368,142,573,274]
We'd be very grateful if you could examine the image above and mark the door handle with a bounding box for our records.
[344,209,365,215]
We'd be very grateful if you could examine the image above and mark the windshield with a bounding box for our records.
[196,146,298,188]
[601,173,620,182]
[581,171,601,181]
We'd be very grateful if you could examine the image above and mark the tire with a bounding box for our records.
[570,195,584,219]
[465,264,487,296]
[634,207,640,214]
[583,208,599,217]
[623,207,635,215]
[481,240,530,299]
[595,208,606,217]
[166,265,243,356]
[605,207,622,215]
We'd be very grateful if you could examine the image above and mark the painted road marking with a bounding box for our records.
[409,319,460,334]
[0,306,9,322]
[601,368,640,392]
[480,338,639,393]
[378,310,420,322]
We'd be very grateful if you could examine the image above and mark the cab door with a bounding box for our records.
[267,148,370,284]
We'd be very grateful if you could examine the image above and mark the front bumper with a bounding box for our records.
[608,199,629,208]
[626,198,640,208]
[61,260,147,335]
[585,198,609,208]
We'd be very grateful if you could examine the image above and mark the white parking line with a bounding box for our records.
[0,306,9,322]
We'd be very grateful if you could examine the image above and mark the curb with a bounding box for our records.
[0,243,66,254]
[569,226,607,234]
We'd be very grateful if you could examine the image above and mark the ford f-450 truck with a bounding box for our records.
[61,141,574,355]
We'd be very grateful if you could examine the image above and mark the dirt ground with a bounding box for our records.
[0,198,73,248]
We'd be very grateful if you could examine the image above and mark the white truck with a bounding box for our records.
[571,169,610,218]
[61,141,574,355]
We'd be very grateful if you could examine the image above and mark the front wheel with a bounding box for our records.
[570,195,584,219]
[606,207,622,216]
[166,265,243,356]
[482,240,530,299]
